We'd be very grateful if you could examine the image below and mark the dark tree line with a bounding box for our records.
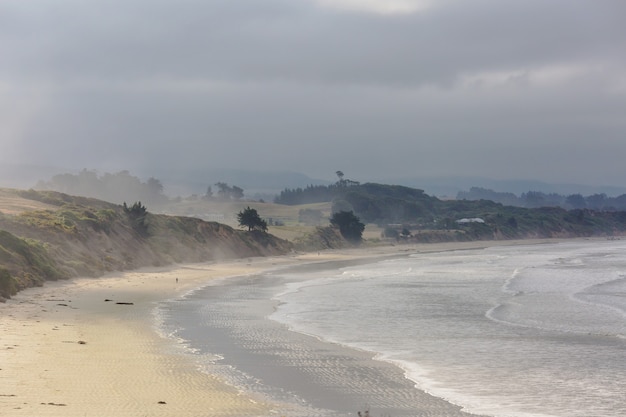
[274,184,339,205]
[274,181,366,205]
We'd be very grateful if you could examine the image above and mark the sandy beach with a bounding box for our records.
[0,240,555,417]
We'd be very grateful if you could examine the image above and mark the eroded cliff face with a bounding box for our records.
[0,189,292,299]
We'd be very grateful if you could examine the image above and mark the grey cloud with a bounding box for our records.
[1,0,625,189]
[4,0,624,86]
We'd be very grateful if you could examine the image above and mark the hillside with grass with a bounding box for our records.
[0,189,293,300]
[272,181,626,242]
[6,178,626,300]
[151,180,626,246]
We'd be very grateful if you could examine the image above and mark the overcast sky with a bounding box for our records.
[2,0,625,188]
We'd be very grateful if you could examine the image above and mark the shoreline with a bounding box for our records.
[0,238,575,416]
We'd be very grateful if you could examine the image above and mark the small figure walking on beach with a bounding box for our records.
[176,277,178,283]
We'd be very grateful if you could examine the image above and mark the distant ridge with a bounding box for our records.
[2,163,625,200]
[161,171,626,200]
[381,176,626,198]
[159,169,331,199]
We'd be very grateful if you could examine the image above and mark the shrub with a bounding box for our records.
[0,268,16,299]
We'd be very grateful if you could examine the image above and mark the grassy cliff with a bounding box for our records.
[0,189,293,300]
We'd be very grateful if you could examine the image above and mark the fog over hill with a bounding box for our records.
[387,176,626,199]
[3,163,626,201]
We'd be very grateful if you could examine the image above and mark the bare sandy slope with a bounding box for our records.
[0,240,557,417]
[0,189,59,215]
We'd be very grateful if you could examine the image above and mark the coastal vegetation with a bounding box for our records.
[271,180,626,242]
[0,189,291,300]
[330,211,365,243]
[4,169,626,299]
[237,206,268,232]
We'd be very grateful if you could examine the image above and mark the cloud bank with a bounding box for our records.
[1,0,625,187]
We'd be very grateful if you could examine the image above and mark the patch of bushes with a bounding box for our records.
[0,268,17,299]
[123,201,149,235]
[17,210,75,232]
[0,230,65,286]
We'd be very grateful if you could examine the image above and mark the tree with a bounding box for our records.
[330,210,365,243]
[123,201,149,235]
[215,182,231,200]
[331,198,354,214]
[566,193,586,209]
[204,186,213,200]
[215,182,245,200]
[237,206,268,232]
[522,191,544,208]
[586,193,607,210]
[146,177,164,194]
[145,177,166,204]
[231,185,244,201]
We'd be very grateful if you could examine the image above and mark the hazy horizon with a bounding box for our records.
[2,1,625,189]
[4,163,626,201]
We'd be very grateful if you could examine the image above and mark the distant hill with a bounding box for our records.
[382,176,626,198]
[6,163,625,201]
[162,171,626,200]
[274,182,626,242]
[457,187,626,210]
[28,167,331,203]
[156,168,331,200]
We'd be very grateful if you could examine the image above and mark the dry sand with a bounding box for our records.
[0,240,556,416]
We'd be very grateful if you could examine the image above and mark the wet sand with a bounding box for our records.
[0,240,556,416]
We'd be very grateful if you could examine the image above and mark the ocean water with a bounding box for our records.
[156,240,626,417]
